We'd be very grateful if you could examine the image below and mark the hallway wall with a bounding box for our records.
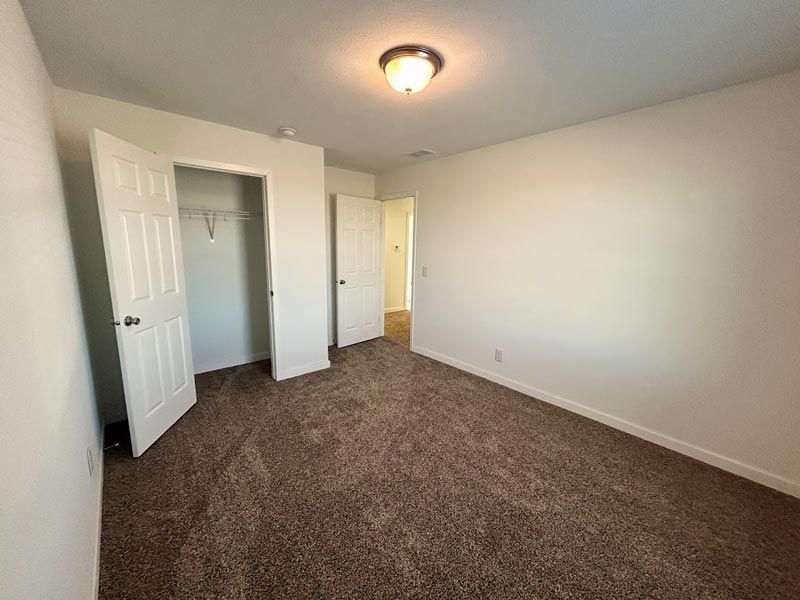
[383,196,414,311]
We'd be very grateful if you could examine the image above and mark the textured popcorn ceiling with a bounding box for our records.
[20,0,800,172]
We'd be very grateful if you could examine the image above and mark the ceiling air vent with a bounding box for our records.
[407,148,436,158]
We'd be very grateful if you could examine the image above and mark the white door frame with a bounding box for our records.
[170,155,279,379]
[404,211,414,311]
[381,201,386,337]
[380,191,419,349]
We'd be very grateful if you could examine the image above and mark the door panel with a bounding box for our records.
[120,210,152,301]
[91,129,197,457]
[336,194,383,347]
[164,315,189,393]
[148,169,170,199]
[343,229,357,273]
[135,325,165,415]
[153,214,179,294]
[362,286,377,326]
[114,156,140,192]
[360,230,376,271]
[342,287,358,332]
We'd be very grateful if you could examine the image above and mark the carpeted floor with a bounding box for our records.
[384,309,411,346]
[99,339,800,599]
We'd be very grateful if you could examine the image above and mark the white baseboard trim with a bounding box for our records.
[411,344,800,499]
[194,351,270,375]
[92,428,104,599]
[276,359,331,381]
[384,306,407,314]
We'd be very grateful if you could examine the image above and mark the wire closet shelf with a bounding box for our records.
[178,207,262,243]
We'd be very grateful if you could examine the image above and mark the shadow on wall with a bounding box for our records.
[240,176,270,357]
[59,157,126,424]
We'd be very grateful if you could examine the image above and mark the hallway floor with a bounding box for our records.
[383,309,410,347]
[99,339,800,599]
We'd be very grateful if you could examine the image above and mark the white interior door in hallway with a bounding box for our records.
[335,194,383,347]
[90,129,197,457]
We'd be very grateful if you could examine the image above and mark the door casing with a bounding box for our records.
[170,155,279,381]
[380,191,419,349]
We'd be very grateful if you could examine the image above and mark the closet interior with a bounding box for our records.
[175,165,272,375]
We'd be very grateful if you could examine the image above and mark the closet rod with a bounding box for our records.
[178,207,262,220]
[178,207,262,244]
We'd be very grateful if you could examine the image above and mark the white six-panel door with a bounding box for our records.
[336,194,383,347]
[90,129,197,457]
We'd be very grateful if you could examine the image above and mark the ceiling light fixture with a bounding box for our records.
[278,126,297,137]
[379,45,443,95]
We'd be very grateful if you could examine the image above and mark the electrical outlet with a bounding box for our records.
[422,266,429,277]
[495,348,504,362]
[86,447,94,477]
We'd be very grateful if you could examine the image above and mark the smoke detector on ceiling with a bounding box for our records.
[407,148,436,158]
[278,126,297,137]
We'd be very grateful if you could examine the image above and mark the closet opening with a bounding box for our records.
[174,163,277,379]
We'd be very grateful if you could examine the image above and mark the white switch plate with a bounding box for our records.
[495,348,503,362]
[422,266,429,277]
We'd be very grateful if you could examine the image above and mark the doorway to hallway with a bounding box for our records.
[382,195,414,347]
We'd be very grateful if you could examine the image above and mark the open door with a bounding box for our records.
[90,129,197,457]
[335,194,383,347]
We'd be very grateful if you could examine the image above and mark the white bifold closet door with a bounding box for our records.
[90,129,197,457]
[335,194,383,347]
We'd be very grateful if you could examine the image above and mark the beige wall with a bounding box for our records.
[0,0,103,597]
[377,70,800,497]
[384,197,414,310]
[324,166,375,344]
[54,89,329,415]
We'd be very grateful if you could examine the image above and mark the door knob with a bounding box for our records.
[124,315,141,326]
[338,279,346,285]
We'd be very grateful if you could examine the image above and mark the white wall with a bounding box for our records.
[176,167,270,374]
[54,89,329,411]
[0,1,103,597]
[324,166,375,344]
[377,70,800,497]
[384,197,414,310]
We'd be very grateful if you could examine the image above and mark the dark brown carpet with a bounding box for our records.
[384,309,411,346]
[99,339,800,599]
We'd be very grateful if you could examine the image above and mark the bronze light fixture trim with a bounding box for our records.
[379,45,444,94]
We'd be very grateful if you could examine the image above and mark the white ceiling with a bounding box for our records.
[21,0,800,173]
